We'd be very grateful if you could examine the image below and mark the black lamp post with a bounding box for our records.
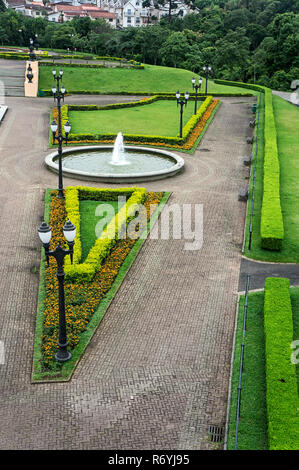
[34,33,39,50]
[26,63,33,83]
[203,65,212,94]
[29,38,36,61]
[176,90,189,138]
[51,69,71,199]
[18,28,24,46]
[38,220,76,362]
[191,77,203,114]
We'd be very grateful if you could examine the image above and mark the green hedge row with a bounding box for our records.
[0,51,28,60]
[68,95,160,112]
[49,54,142,65]
[214,79,266,93]
[65,95,213,146]
[39,61,144,70]
[260,89,284,250]
[64,186,147,282]
[40,86,252,97]
[214,79,284,250]
[264,277,299,450]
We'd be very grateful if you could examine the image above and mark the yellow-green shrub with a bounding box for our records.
[64,186,147,281]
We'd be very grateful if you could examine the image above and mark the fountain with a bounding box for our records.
[45,133,185,183]
[110,132,130,166]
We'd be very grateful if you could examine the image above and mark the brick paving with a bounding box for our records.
[0,92,255,449]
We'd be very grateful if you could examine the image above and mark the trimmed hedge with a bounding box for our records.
[0,51,28,60]
[64,95,213,147]
[214,79,266,94]
[39,61,144,70]
[214,79,284,250]
[64,186,147,282]
[264,277,299,450]
[260,89,284,250]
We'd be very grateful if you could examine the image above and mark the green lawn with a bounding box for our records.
[69,100,197,136]
[80,200,120,261]
[39,64,256,95]
[227,291,268,450]
[244,95,299,262]
[228,284,299,449]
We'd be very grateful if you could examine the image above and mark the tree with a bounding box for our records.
[215,28,250,80]
[159,31,191,67]
[0,0,6,13]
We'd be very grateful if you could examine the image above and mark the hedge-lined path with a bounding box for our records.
[0,94,254,449]
[239,256,299,292]
[0,59,25,97]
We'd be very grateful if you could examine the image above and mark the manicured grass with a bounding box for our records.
[38,64,256,95]
[69,100,197,137]
[80,200,120,262]
[227,291,268,450]
[244,95,299,262]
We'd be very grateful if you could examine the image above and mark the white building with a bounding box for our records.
[5,0,190,27]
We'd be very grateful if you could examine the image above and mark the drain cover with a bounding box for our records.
[199,148,210,152]
[208,425,224,442]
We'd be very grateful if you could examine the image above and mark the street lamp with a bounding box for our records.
[18,28,24,46]
[203,65,212,94]
[51,69,71,199]
[26,63,33,83]
[176,90,189,138]
[34,33,39,50]
[29,38,36,61]
[38,220,76,362]
[192,77,203,114]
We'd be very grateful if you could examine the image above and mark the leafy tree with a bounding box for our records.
[215,28,250,80]
[0,0,6,13]
[159,31,191,67]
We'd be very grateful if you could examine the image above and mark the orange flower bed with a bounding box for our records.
[65,99,219,151]
[41,190,163,370]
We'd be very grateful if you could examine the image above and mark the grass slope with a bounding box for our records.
[244,95,299,262]
[69,100,197,136]
[39,64,256,95]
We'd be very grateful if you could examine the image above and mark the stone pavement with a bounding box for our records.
[0,60,25,97]
[0,92,255,449]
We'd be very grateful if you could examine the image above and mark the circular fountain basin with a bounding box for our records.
[45,145,185,183]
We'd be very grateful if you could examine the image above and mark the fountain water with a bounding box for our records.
[110,132,130,166]
[46,138,185,182]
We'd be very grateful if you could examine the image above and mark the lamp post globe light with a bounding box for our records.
[203,65,212,94]
[34,33,39,50]
[29,38,36,61]
[191,77,203,115]
[38,220,76,362]
[176,90,189,138]
[51,69,71,199]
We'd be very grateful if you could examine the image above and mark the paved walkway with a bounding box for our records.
[0,60,25,97]
[239,257,299,292]
[0,93,255,449]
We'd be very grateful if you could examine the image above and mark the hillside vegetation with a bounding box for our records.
[0,0,298,90]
